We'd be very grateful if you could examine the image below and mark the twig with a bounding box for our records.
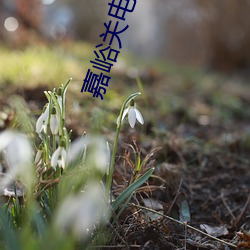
[221,190,236,221]
[89,245,141,248]
[184,221,187,250]
[233,192,250,227]
[166,178,183,215]
[130,203,237,249]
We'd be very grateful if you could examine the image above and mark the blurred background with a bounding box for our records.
[1,0,250,135]
[2,0,250,72]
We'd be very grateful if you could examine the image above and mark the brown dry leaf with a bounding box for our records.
[237,231,250,248]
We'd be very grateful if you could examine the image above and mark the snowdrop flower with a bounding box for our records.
[121,99,144,128]
[36,103,50,133]
[67,135,110,173]
[50,106,59,135]
[54,182,109,240]
[88,137,110,173]
[0,130,33,190]
[51,142,67,169]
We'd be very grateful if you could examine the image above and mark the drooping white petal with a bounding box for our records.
[68,136,109,172]
[0,130,14,151]
[50,114,59,135]
[121,107,129,121]
[67,137,88,163]
[135,109,144,125]
[0,130,33,190]
[51,147,61,168]
[41,121,48,133]
[44,103,50,118]
[36,104,50,134]
[92,138,110,173]
[54,182,109,240]
[59,148,67,169]
[6,133,32,170]
[36,113,45,133]
[51,147,67,169]
[57,158,65,169]
[61,148,67,161]
[128,107,136,128]
[116,107,129,125]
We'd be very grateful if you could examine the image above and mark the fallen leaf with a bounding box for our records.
[200,224,229,237]
[237,231,250,248]
[143,198,164,210]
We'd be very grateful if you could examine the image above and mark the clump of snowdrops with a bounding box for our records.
[0,79,154,249]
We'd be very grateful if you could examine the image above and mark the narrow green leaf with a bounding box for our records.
[32,210,45,237]
[112,167,154,211]
[0,208,21,250]
[112,193,133,225]
[135,152,141,172]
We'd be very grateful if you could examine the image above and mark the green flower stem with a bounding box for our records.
[61,78,72,127]
[106,92,141,197]
[52,134,56,152]
[44,96,53,164]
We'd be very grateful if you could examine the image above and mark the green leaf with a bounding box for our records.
[179,199,191,222]
[0,208,21,250]
[32,209,46,237]
[112,193,133,225]
[112,167,154,211]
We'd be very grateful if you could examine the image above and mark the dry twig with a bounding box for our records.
[130,203,238,249]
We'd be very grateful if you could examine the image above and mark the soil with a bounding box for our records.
[1,70,250,250]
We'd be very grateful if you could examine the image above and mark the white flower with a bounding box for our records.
[0,130,33,190]
[51,145,67,169]
[67,136,110,173]
[50,106,59,135]
[120,100,144,128]
[89,137,110,173]
[54,182,109,240]
[36,104,49,133]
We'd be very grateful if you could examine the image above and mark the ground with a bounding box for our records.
[0,42,249,249]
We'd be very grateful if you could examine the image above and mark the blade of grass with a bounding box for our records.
[112,193,133,225]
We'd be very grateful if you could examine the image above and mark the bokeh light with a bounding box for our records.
[4,17,19,32]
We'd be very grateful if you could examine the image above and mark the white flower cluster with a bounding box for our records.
[36,93,62,135]
[35,88,67,170]
[55,182,109,241]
